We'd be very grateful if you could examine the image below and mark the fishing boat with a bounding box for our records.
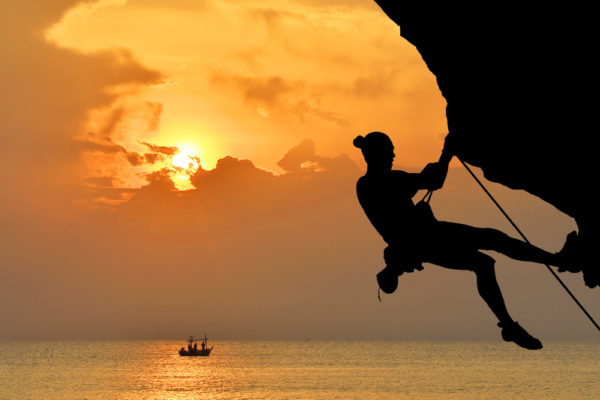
[179,334,213,357]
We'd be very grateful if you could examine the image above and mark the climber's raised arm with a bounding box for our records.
[410,132,456,191]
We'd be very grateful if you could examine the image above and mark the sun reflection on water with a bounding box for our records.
[0,341,598,399]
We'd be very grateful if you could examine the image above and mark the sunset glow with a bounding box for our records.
[42,0,447,195]
[2,0,593,351]
[1,3,597,398]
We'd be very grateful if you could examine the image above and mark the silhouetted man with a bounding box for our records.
[354,131,571,350]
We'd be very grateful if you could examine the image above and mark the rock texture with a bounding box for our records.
[374,3,595,287]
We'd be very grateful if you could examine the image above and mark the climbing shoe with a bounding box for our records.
[498,321,543,350]
[556,231,598,288]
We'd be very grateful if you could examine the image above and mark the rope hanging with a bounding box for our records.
[457,158,599,333]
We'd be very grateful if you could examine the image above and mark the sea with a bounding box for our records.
[0,340,598,399]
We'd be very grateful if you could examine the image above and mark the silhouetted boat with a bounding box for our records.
[178,334,213,356]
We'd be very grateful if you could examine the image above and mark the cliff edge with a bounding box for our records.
[374,4,595,287]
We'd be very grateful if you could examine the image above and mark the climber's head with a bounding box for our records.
[353,131,395,171]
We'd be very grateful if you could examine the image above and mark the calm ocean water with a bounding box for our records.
[0,340,598,399]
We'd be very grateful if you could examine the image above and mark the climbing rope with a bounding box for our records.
[458,158,600,333]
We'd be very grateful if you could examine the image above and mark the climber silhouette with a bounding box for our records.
[354,131,572,350]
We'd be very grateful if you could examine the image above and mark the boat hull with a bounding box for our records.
[179,348,212,357]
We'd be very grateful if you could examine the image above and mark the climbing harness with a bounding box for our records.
[377,190,433,302]
[458,157,600,333]
[415,189,436,224]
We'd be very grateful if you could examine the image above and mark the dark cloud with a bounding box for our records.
[141,141,179,156]
[75,139,177,170]
[277,138,316,172]
[144,153,163,164]
[143,168,177,191]
[188,141,360,196]
[75,138,127,154]
[126,152,145,166]
[74,138,153,167]
[190,156,275,192]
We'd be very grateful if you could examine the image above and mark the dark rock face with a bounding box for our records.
[374,3,595,287]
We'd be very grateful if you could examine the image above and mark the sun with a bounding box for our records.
[170,143,202,190]
[172,151,199,170]
[172,143,201,168]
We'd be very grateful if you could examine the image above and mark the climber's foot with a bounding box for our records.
[498,321,543,350]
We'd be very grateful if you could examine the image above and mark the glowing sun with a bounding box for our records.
[170,144,201,190]
[172,151,199,170]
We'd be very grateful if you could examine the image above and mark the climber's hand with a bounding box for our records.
[421,162,446,190]
[442,132,458,157]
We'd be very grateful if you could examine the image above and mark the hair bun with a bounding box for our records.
[353,135,365,149]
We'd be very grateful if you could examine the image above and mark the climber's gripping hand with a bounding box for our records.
[421,162,447,191]
[442,131,458,159]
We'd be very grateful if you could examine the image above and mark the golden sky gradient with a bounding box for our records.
[44,0,446,190]
[0,1,595,340]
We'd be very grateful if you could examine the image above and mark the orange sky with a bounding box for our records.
[0,1,596,340]
[43,0,446,191]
